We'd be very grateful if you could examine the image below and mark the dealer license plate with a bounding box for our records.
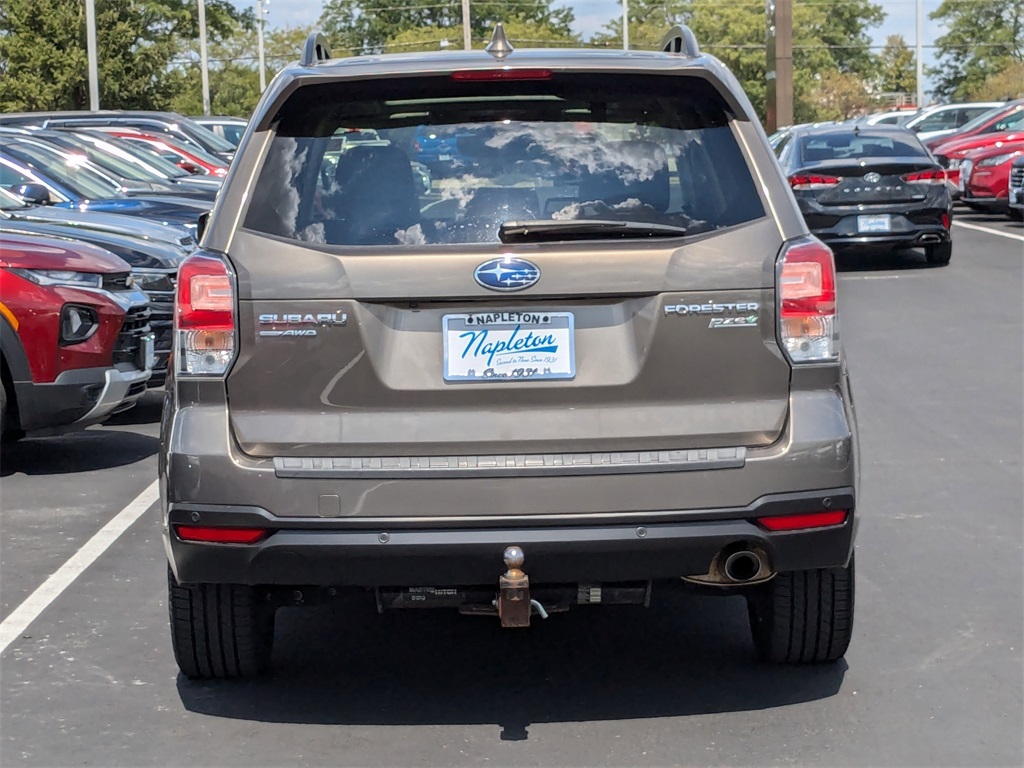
[857,214,891,233]
[443,311,575,382]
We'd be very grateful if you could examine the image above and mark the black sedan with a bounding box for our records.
[775,125,953,265]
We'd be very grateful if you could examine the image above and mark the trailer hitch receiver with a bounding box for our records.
[498,546,531,627]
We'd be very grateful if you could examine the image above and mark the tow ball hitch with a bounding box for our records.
[498,546,534,628]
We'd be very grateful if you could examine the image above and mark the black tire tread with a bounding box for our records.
[167,566,274,678]
[749,555,854,664]
[926,241,952,266]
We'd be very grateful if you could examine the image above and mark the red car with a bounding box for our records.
[959,142,1024,212]
[930,132,1024,193]
[924,99,1024,151]
[86,127,229,177]
[0,233,154,440]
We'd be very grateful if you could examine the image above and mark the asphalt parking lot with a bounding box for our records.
[1,212,1021,767]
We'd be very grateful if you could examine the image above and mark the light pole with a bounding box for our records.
[257,0,268,91]
[84,0,100,109]
[622,0,629,50]
[198,0,211,115]
[461,0,471,50]
[915,0,924,107]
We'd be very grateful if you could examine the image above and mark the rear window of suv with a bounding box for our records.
[243,73,765,247]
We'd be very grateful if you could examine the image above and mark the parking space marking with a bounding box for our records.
[0,479,159,655]
[953,220,1024,242]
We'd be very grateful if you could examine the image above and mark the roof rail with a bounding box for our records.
[301,32,332,67]
[660,25,700,57]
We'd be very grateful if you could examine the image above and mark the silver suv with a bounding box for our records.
[162,26,858,678]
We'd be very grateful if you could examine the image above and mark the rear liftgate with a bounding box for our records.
[375,547,652,628]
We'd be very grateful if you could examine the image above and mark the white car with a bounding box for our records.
[905,102,1005,143]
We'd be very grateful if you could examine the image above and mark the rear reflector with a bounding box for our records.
[778,237,838,363]
[451,69,552,81]
[789,174,841,190]
[902,169,946,185]
[176,526,268,544]
[757,510,848,531]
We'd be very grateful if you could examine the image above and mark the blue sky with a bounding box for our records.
[243,0,946,91]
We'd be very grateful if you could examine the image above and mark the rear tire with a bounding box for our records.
[1009,209,1023,221]
[925,241,952,266]
[167,565,275,679]
[747,555,855,664]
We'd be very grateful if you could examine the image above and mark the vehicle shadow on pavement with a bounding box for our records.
[835,247,935,273]
[0,428,158,477]
[176,591,847,736]
[104,390,164,426]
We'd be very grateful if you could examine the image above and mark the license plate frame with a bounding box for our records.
[857,214,892,233]
[442,311,575,383]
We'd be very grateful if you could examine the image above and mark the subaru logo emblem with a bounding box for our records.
[473,256,540,292]
[863,172,881,183]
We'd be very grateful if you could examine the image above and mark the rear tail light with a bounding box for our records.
[778,237,838,364]
[757,510,848,531]
[175,253,235,376]
[175,525,268,544]
[902,169,946,185]
[788,174,841,190]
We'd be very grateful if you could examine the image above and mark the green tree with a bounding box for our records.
[319,0,574,55]
[876,34,916,95]
[0,0,250,111]
[814,70,871,120]
[592,0,878,123]
[965,60,1024,101]
[171,24,314,117]
[383,18,579,53]
[929,0,1024,99]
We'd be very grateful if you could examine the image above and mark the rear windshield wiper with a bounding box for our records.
[498,219,688,244]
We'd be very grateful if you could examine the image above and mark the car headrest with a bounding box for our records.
[331,145,420,245]
[578,140,670,213]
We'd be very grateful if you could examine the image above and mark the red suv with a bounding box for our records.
[0,233,154,439]
[960,142,1024,212]
[924,99,1024,152]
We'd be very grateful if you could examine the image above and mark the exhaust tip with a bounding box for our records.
[723,550,763,583]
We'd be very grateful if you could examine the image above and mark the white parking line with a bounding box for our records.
[953,220,1024,242]
[0,479,159,655]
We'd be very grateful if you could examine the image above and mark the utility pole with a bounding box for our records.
[765,0,793,133]
[257,0,267,91]
[461,0,472,50]
[622,0,629,50]
[198,0,211,115]
[915,0,924,107]
[84,0,100,110]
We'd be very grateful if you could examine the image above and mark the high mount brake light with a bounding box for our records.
[450,69,553,81]
[789,174,841,190]
[778,238,838,364]
[175,253,236,376]
[902,169,946,184]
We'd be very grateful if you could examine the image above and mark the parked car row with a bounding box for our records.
[0,110,250,440]
[773,99,1024,239]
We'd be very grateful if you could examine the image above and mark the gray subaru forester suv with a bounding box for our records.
[162,26,858,678]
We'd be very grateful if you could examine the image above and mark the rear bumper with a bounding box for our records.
[166,487,857,587]
[802,203,951,250]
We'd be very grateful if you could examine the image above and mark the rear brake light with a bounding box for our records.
[757,510,848,531]
[176,526,268,544]
[175,253,235,376]
[451,68,552,81]
[778,237,838,364]
[902,169,946,185]
[789,174,841,190]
